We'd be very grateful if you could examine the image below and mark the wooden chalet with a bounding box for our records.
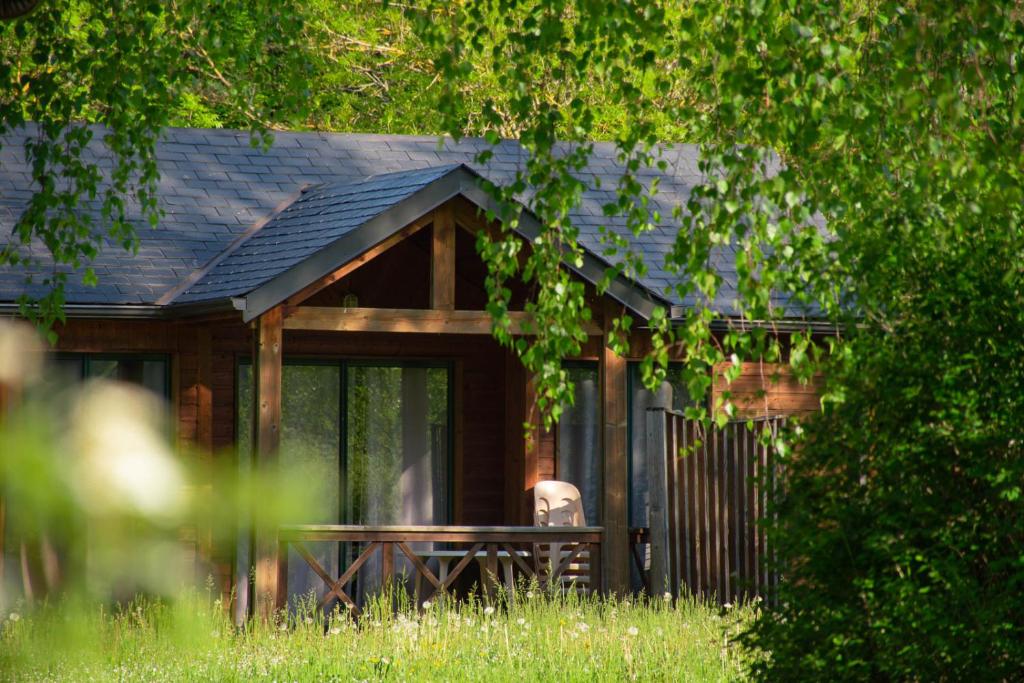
[0,127,821,614]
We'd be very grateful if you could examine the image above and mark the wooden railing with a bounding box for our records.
[276,525,603,614]
[647,411,784,603]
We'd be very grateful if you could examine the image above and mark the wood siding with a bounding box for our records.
[713,361,823,419]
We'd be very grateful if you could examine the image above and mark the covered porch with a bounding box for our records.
[227,169,639,617]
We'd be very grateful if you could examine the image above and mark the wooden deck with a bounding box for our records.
[276,525,603,613]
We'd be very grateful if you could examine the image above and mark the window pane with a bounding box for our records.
[557,365,601,526]
[83,358,167,398]
[235,361,450,611]
[235,362,343,613]
[345,365,448,526]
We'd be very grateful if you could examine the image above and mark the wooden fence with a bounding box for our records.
[646,410,784,603]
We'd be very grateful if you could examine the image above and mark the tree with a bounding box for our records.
[0,0,315,332]
[421,0,1024,677]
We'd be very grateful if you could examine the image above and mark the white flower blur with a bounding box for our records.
[627,626,639,637]
[69,381,186,520]
[483,606,495,616]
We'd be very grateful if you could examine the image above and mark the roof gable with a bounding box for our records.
[172,164,463,313]
[166,162,666,322]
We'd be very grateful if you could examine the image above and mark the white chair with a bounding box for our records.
[533,480,590,589]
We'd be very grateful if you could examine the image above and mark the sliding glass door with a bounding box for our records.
[235,360,450,614]
[557,363,601,526]
[344,365,449,527]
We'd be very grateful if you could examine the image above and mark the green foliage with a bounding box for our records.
[0,0,315,330]
[746,287,1024,679]
[425,0,1024,677]
[0,590,756,681]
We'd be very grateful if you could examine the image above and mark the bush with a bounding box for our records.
[743,249,1024,680]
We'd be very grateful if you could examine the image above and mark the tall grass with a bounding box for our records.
[0,587,757,681]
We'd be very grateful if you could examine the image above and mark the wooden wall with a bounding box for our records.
[713,361,823,419]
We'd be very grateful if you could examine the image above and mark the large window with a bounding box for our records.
[556,363,601,526]
[235,359,451,609]
[54,354,170,399]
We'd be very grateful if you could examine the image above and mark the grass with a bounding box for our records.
[0,587,757,681]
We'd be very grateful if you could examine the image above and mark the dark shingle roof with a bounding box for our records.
[0,124,730,313]
[176,165,462,303]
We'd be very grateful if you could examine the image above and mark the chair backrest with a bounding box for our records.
[533,480,587,527]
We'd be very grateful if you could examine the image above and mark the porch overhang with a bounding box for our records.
[224,164,667,324]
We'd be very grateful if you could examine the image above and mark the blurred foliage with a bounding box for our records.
[0,321,316,607]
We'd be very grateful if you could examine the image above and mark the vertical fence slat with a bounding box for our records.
[645,413,784,604]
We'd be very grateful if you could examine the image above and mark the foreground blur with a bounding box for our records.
[0,319,311,609]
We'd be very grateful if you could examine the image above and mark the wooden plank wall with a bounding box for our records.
[713,361,823,419]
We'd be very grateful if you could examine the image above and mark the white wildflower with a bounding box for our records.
[278,623,288,632]
[483,606,495,616]
[516,617,526,626]
[422,601,432,610]
[627,626,639,637]
[8,612,20,622]
[329,625,342,635]
[526,591,535,599]
[575,622,589,633]
[662,592,673,602]
[304,616,314,625]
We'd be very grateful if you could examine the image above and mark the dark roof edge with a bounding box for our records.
[0,299,238,321]
[703,317,842,335]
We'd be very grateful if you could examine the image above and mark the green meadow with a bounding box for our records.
[0,589,756,682]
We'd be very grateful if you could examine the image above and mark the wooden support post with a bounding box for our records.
[196,327,214,455]
[504,351,526,525]
[522,371,542,522]
[431,206,456,311]
[600,305,629,596]
[194,327,214,583]
[646,408,670,596]
[253,306,283,620]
